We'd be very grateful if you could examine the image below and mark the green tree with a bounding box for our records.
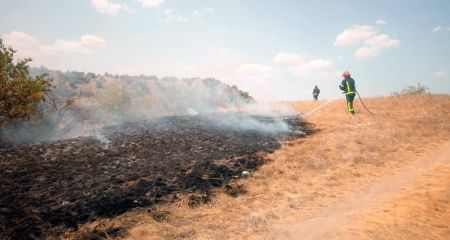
[0,39,52,125]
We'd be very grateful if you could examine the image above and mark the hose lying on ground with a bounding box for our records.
[356,91,375,115]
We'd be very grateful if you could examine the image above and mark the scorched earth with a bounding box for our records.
[0,113,311,239]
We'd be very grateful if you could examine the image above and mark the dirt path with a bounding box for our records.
[273,141,450,239]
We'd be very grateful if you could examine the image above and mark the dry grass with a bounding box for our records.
[333,163,450,240]
[71,94,450,239]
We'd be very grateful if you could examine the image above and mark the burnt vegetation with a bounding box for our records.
[0,114,313,239]
[0,40,314,239]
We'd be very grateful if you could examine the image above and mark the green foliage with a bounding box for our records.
[161,76,178,82]
[95,81,104,89]
[392,83,428,96]
[86,72,96,79]
[0,39,52,126]
[80,91,94,97]
[66,71,89,88]
[96,86,131,122]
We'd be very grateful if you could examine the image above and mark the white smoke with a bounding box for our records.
[0,68,302,144]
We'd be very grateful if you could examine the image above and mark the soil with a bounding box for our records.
[0,113,311,239]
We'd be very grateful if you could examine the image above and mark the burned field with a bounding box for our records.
[0,113,311,239]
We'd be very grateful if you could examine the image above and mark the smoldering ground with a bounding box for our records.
[0,114,312,239]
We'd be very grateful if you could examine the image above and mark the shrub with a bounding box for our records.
[0,39,52,126]
[392,83,428,96]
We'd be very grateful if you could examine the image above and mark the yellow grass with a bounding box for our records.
[332,163,450,240]
[70,94,450,240]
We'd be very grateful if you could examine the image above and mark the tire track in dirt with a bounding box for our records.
[273,140,450,240]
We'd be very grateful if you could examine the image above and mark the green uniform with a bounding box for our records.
[339,77,356,114]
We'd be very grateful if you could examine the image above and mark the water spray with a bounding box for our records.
[303,99,335,116]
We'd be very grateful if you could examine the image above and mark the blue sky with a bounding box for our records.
[1,0,449,100]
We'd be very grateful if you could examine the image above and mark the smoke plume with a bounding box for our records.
[0,67,298,144]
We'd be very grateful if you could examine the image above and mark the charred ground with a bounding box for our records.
[0,113,312,239]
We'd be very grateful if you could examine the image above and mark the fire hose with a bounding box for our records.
[342,91,375,115]
[356,90,375,115]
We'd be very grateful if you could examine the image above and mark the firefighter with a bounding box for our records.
[339,71,356,114]
[312,85,320,101]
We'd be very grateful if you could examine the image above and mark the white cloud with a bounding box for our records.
[91,0,164,14]
[293,59,334,77]
[355,34,400,59]
[91,0,123,15]
[335,24,400,60]
[50,39,91,54]
[335,25,376,46]
[448,27,450,32]
[236,64,273,79]
[2,31,41,51]
[365,34,399,48]
[273,52,304,65]
[432,26,442,32]
[80,34,106,48]
[192,7,215,21]
[2,31,106,55]
[435,70,448,78]
[163,8,187,23]
[376,19,386,25]
[272,52,335,78]
[138,0,165,9]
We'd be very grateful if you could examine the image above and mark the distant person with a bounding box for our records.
[339,71,356,115]
[312,85,320,101]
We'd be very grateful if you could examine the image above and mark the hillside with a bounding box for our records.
[1,68,254,144]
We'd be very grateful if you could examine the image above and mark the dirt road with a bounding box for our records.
[274,141,450,239]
